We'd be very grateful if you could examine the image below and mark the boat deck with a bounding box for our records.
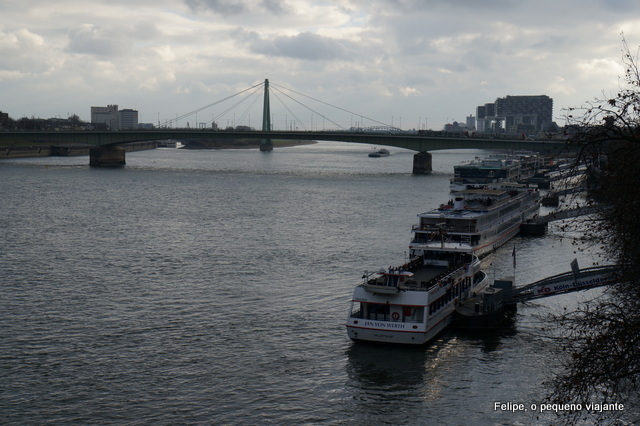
[401,266,457,291]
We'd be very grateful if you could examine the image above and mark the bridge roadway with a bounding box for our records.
[1,129,569,153]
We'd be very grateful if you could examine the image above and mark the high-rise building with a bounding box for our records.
[475,95,553,134]
[119,109,139,130]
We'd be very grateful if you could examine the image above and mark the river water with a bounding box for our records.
[0,142,610,424]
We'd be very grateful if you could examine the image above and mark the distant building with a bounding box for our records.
[475,95,553,134]
[444,121,467,133]
[91,105,140,130]
[465,114,475,131]
[119,109,138,130]
[91,105,119,130]
[0,111,9,128]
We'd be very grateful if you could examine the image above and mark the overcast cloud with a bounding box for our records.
[1,0,639,130]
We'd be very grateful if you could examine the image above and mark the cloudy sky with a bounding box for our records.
[1,0,639,130]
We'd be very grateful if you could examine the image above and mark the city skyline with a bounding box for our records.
[1,1,639,130]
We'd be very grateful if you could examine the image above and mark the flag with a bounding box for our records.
[512,245,516,269]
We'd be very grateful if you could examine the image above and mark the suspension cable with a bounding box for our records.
[270,81,393,129]
[270,85,345,131]
[160,79,393,131]
[211,84,263,128]
[161,81,264,128]
[234,88,263,128]
[271,90,309,131]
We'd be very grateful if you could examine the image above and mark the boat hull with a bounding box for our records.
[346,310,452,345]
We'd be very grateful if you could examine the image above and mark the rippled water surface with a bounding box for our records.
[1,143,605,424]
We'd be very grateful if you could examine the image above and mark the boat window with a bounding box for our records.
[350,302,364,318]
[404,306,424,323]
[365,303,390,321]
[355,303,425,323]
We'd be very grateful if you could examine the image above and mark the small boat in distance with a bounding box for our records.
[368,148,390,157]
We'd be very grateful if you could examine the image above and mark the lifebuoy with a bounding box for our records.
[391,312,400,321]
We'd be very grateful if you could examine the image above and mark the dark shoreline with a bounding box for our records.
[0,140,318,159]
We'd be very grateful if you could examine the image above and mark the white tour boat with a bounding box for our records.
[346,250,488,345]
[410,185,540,258]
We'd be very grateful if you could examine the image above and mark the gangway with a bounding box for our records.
[508,265,618,302]
[554,186,587,196]
[453,263,619,329]
[533,204,603,225]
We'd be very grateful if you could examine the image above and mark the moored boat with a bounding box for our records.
[450,152,542,192]
[346,250,488,344]
[450,156,521,192]
[410,185,540,258]
[346,178,538,345]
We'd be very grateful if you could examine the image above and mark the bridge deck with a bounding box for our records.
[0,130,570,153]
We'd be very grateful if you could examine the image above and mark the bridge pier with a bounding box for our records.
[90,146,126,167]
[412,151,432,174]
[259,139,273,151]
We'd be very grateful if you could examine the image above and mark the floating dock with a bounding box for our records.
[452,277,517,329]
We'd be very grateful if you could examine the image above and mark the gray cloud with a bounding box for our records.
[233,29,356,61]
[269,32,354,60]
[66,24,128,57]
[1,0,638,129]
[184,0,287,15]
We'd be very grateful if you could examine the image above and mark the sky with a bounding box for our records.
[2,0,640,131]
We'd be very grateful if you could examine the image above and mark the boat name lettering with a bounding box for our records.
[363,321,406,329]
[535,275,609,295]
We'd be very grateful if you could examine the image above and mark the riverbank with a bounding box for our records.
[0,139,317,159]
[1,141,158,159]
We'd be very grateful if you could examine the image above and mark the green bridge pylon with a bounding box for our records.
[260,78,273,151]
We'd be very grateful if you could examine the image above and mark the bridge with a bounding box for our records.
[0,79,571,169]
[0,129,570,171]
